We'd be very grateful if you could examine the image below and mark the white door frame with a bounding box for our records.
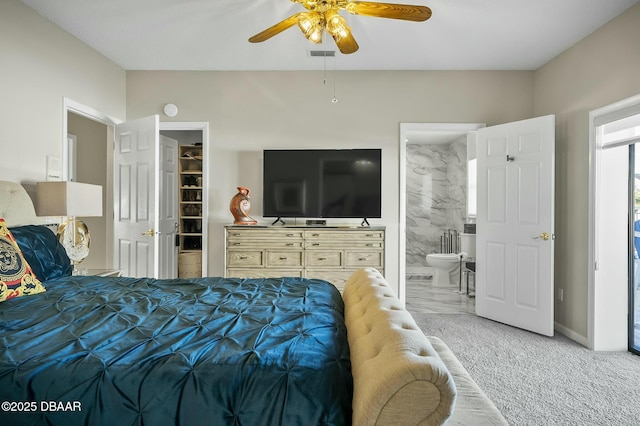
[160,122,210,276]
[63,97,122,269]
[588,93,640,350]
[399,122,485,303]
[62,99,210,276]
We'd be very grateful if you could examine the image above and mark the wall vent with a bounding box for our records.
[309,50,335,57]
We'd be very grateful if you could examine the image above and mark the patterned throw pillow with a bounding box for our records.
[0,218,46,302]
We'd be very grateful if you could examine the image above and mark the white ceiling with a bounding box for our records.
[20,0,639,71]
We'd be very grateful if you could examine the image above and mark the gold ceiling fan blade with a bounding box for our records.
[248,13,305,43]
[344,1,432,22]
[332,30,359,54]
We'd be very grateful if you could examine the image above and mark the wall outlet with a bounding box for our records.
[557,288,564,302]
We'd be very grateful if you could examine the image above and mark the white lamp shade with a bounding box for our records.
[36,181,103,217]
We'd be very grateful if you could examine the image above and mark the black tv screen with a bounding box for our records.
[263,149,382,219]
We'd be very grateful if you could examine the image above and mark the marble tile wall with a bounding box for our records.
[406,136,467,267]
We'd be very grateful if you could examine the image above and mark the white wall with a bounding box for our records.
[0,0,125,198]
[126,70,535,292]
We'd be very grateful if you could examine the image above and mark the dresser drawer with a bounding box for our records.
[227,250,264,267]
[308,268,385,291]
[228,240,303,249]
[227,229,304,240]
[226,269,303,279]
[305,240,383,249]
[305,251,343,267]
[345,251,384,268]
[304,230,384,241]
[266,251,303,267]
[227,230,303,251]
[304,270,353,292]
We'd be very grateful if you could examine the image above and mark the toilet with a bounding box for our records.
[426,232,476,287]
[426,253,462,286]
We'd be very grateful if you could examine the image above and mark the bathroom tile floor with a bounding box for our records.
[408,273,640,349]
[405,274,475,314]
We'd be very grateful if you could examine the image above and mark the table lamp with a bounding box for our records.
[36,181,103,273]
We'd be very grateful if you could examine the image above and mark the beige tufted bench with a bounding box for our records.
[343,268,508,426]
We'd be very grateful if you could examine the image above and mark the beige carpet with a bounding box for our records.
[409,312,640,426]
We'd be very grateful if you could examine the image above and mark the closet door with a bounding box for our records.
[114,115,178,278]
[158,135,179,279]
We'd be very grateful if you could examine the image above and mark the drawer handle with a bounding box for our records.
[366,234,374,237]
[286,243,294,246]
[233,242,242,246]
[239,256,248,260]
[366,243,374,247]
[318,257,327,261]
[312,243,320,246]
[358,257,367,261]
[279,257,288,260]
[286,233,295,237]
[312,233,319,237]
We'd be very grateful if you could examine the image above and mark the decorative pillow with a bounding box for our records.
[0,219,46,302]
[10,224,72,282]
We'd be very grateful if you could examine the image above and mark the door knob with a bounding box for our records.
[533,232,550,241]
[141,229,155,237]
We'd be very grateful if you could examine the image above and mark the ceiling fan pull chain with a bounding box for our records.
[332,53,338,103]
[323,37,328,85]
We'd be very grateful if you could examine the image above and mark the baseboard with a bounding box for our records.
[554,321,589,347]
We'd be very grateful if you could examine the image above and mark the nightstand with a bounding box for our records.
[76,269,122,277]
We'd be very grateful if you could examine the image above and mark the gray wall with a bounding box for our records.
[534,2,640,340]
[0,0,125,187]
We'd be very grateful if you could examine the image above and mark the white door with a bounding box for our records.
[158,135,179,279]
[476,115,555,336]
[114,115,177,278]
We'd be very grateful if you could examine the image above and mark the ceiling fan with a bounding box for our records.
[248,0,432,54]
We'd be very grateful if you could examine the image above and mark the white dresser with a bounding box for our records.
[225,226,385,291]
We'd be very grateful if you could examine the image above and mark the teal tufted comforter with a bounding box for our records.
[0,275,352,425]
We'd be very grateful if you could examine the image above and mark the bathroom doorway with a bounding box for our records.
[399,122,484,307]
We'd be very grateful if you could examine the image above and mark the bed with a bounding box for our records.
[0,182,352,425]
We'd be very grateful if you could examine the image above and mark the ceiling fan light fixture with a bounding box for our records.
[326,10,350,40]
[298,12,324,43]
[250,1,431,54]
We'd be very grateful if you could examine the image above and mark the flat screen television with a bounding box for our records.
[263,149,382,220]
